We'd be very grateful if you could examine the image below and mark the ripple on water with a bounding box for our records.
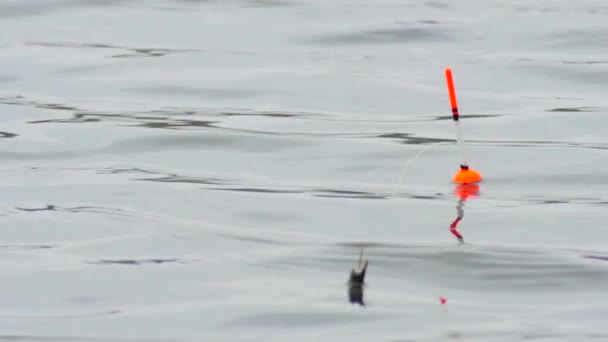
[255,241,608,293]
[308,24,449,45]
[25,41,198,59]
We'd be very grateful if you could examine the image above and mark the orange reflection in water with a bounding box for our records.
[450,184,480,243]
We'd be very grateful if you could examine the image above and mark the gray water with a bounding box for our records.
[2,0,608,341]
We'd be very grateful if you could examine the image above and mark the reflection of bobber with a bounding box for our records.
[450,184,479,244]
[454,183,480,199]
[450,184,480,244]
[444,67,483,184]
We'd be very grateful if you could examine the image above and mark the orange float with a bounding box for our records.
[444,67,483,184]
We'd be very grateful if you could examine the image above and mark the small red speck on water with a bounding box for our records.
[439,297,447,304]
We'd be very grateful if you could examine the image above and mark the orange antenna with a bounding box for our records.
[444,67,482,184]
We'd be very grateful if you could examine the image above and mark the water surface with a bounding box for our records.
[1,0,608,341]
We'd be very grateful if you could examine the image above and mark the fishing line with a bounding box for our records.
[390,141,448,196]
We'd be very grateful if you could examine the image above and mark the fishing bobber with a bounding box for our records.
[444,67,483,184]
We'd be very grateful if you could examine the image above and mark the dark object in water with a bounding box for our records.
[347,249,368,306]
